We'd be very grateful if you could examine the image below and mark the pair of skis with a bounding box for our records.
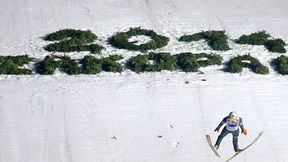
[206,131,263,162]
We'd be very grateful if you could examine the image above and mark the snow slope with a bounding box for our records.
[1,0,288,162]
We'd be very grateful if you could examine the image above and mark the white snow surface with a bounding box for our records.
[1,0,288,162]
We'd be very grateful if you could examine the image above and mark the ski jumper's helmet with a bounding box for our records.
[229,111,239,123]
[229,111,237,117]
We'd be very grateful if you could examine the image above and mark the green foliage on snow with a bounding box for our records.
[175,52,223,72]
[100,55,123,73]
[109,27,170,51]
[175,53,199,72]
[195,53,223,67]
[36,54,123,75]
[35,55,81,75]
[59,56,82,75]
[179,33,204,42]
[271,55,288,75]
[81,55,123,74]
[80,56,102,74]
[236,31,271,45]
[179,31,230,51]
[224,55,269,75]
[36,53,222,75]
[0,55,33,75]
[148,52,177,71]
[126,52,221,73]
[125,54,149,73]
[264,39,286,53]
[43,29,104,54]
[126,52,176,73]
[236,31,286,53]
[35,55,59,75]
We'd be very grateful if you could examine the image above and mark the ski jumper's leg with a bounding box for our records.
[215,128,230,147]
[232,129,240,151]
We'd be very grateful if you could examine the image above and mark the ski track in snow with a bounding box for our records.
[1,0,288,162]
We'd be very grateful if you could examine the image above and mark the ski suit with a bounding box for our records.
[214,116,245,151]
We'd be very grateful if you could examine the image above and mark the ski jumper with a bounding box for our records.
[215,116,245,151]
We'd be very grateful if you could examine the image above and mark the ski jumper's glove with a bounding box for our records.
[214,127,220,132]
[215,118,226,133]
[241,128,247,135]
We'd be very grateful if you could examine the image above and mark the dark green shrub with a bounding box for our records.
[236,31,270,45]
[236,31,286,53]
[80,56,102,74]
[100,55,123,73]
[109,33,129,49]
[175,53,223,72]
[89,44,105,54]
[179,31,230,51]
[43,29,104,54]
[175,53,199,72]
[59,56,81,75]
[44,29,96,41]
[0,55,33,75]
[37,55,123,75]
[271,55,288,75]
[225,59,243,73]
[45,42,104,54]
[109,27,169,51]
[126,54,149,73]
[204,31,230,51]
[196,53,223,67]
[224,55,269,74]
[35,55,59,75]
[147,52,177,71]
[35,55,81,75]
[179,33,204,42]
[264,39,286,53]
[126,52,176,73]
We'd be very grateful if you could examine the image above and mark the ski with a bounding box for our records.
[225,131,264,162]
[206,134,221,157]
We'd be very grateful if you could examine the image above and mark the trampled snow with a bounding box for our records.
[1,0,288,162]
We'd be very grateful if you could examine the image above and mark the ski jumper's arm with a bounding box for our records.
[239,117,247,135]
[239,117,245,130]
[214,116,229,131]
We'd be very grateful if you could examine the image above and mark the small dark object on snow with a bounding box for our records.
[111,136,118,140]
[174,142,180,148]
[158,135,163,138]
[185,81,190,84]
[202,79,207,81]
[198,70,204,74]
